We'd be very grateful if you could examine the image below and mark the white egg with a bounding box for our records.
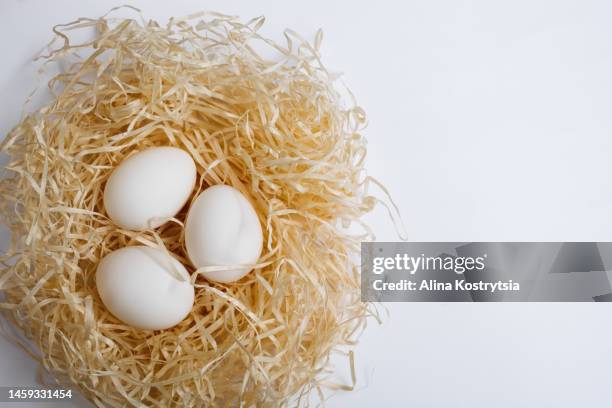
[185,185,263,283]
[104,147,196,230]
[96,246,194,330]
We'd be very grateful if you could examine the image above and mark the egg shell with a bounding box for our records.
[104,147,196,230]
[96,246,194,330]
[185,185,263,283]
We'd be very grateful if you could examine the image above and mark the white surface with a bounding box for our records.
[1,0,612,407]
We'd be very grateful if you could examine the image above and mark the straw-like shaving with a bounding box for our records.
[0,9,386,407]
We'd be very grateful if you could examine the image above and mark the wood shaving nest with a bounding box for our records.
[0,7,394,407]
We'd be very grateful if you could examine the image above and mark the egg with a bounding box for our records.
[96,246,194,330]
[185,185,263,283]
[104,147,196,230]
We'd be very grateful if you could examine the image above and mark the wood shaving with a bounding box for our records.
[0,8,394,407]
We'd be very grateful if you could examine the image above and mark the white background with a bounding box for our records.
[2,0,612,407]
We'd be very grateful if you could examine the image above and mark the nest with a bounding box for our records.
[0,8,392,407]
